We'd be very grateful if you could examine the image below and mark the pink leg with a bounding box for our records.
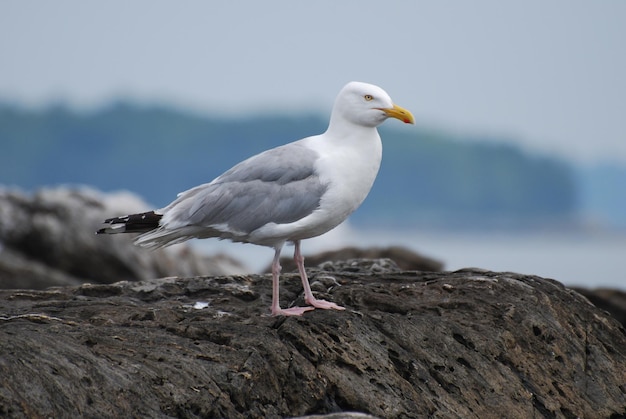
[270,245,314,316]
[294,241,345,311]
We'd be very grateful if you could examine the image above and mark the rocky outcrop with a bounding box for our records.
[573,287,626,328]
[273,246,443,274]
[0,187,246,289]
[1,264,624,418]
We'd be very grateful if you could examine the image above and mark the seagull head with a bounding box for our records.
[331,81,415,128]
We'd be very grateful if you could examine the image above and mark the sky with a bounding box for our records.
[1,1,625,164]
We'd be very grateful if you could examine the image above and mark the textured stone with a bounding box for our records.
[0,265,624,418]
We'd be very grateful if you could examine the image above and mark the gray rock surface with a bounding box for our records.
[0,187,246,289]
[1,265,624,418]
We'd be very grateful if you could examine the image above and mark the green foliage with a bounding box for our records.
[0,102,579,228]
[364,127,578,227]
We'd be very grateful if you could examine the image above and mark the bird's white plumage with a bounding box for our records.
[100,81,414,316]
[135,82,397,249]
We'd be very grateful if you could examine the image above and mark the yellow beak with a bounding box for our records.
[379,103,415,124]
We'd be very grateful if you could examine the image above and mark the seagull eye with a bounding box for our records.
[364,94,374,101]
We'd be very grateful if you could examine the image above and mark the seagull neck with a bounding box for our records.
[325,116,377,140]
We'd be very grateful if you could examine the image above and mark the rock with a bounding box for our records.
[0,264,624,418]
[572,287,626,328]
[272,246,443,274]
[0,186,247,289]
[295,414,379,419]
[316,258,403,274]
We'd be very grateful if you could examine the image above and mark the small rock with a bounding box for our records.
[271,245,443,274]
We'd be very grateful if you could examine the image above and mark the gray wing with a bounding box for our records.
[163,142,328,233]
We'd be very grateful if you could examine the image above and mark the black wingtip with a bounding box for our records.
[96,211,162,235]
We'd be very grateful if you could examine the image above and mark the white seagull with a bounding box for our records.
[97,81,415,316]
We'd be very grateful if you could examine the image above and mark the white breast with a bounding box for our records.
[311,128,383,221]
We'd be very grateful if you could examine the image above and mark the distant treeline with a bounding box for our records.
[0,102,614,230]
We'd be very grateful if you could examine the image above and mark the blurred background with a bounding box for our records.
[1,1,625,289]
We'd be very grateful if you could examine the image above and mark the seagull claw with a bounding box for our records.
[306,298,346,311]
[272,306,316,316]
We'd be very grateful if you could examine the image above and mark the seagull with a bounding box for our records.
[97,81,415,316]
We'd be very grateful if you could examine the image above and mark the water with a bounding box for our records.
[192,224,626,291]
